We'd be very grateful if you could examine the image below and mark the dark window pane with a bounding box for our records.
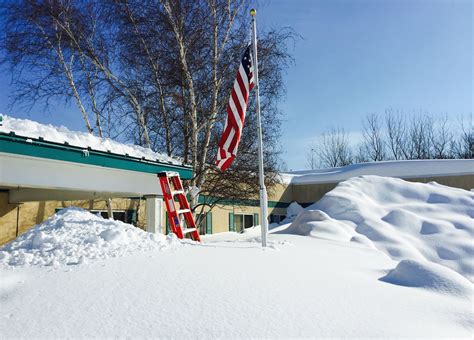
[244,215,253,229]
[112,212,126,222]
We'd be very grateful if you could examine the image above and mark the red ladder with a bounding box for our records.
[158,171,201,242]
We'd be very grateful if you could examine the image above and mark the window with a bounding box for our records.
[195,213,208,235]
[234,213,255,233]
[55,208,137,225]
[91,210,128,223]
[270,214,286,224]
[168,212,212,235]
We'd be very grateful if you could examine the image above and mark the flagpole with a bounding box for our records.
[250,8,268,247]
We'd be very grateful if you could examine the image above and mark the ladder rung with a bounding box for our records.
[158,171,180,178]
[182,228,197,234]
[158,171,200,242]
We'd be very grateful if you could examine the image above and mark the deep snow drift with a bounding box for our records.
[0,115,181,164]
[0,176,472,337]
[286,175,474,286]
[381,259,472,297]
[0,207,184,267]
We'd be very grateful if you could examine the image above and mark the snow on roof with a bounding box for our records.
[282,159,474,185]
[0,115,183,165]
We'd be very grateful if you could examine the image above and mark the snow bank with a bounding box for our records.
[281,159,474,184]
[286,176,474,283]
[0,115,182,165]
[286,201,304,218]
[2,231,472,337]
[381,259,472,297]
[0,207,184,267]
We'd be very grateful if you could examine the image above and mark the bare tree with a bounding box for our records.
[308,111,472,169]
[354,143,369,163]
[1,0,296,216]
[385,110,409,160]
[430,115,453,159]
[0,1,94,133]
[317,127,353,168]
[361,113,386,161]
[1,0,153,145]
[452,114,474,159]
[305,141,318,169]
[408,114,434,159]
[113,0,295,212]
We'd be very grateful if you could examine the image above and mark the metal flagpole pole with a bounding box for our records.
[250,8,268,247]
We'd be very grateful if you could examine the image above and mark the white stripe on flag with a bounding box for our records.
[229,98,242,130]
[233,81,247,114]
[239,65,249,93]
[223,128,235,151]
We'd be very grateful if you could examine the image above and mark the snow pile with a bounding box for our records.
[286,176,474,282]
[0,207,184,267]
[286,201,304,218]
[381,259,472,298]
[0,115,181,165]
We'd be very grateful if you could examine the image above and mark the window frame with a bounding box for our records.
[233,213,256,232]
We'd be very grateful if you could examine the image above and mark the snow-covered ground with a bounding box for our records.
[0,176,472,337]
[0,115,182,165]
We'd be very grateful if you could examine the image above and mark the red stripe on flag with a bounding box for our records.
[215,46,255,171]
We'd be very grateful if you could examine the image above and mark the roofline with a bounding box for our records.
[0,132,193,179]
[282,159,474,185]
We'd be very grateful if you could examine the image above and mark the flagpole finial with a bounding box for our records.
[250,8,256,16]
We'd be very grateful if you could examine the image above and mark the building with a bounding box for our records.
[1,116,473,246]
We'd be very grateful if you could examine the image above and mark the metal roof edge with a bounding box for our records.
[0,132,193,179]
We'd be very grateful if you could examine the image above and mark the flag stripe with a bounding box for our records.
[239,65,249,93]
[230,91,244,124]
[228,99,242,130]
[215,46,254,171]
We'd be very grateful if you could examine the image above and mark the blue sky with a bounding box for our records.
[258,0,472,169]
[0,0,472,170]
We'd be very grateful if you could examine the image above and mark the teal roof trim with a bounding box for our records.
[0,132,193,179]
[198,195,290,209]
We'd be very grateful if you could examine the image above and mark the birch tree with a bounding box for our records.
[1,0,295,213]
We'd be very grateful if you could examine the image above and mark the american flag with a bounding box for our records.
[215,46,255,171]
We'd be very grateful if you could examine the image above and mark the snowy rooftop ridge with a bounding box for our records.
[0,115,183,166]
[282,159,474,185]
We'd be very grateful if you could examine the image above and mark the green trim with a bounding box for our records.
[253,213,259,226]
[198,195,290,209]
[0,132,192,179]
[165,212,170,234]
[126,210,138,226]
[206,213,212,234]
[228,212,235,232]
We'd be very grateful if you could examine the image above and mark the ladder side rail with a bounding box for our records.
[159,176,184,239]
[158,171,200,242]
